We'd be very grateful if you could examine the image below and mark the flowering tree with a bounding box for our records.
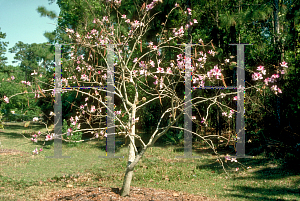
[2,0,288,197]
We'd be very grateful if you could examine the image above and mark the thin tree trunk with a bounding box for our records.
[120,143,135,197]
[120,104,137,197]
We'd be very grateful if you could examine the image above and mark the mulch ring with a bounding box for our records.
[41,186,218,201]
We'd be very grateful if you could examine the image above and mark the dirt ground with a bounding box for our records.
[41,186,218,201]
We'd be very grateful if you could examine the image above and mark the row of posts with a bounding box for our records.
[47,43,252,159]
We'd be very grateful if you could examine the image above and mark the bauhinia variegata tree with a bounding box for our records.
[2,0,289,197]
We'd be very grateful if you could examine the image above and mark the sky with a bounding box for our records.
[0,0,60,67]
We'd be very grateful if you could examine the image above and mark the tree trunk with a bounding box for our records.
[120,150,135,196]
[120,104,137,197]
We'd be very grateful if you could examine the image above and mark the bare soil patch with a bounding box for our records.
[41,186,218,201]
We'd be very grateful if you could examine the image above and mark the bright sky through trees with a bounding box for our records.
[0,0,60,66]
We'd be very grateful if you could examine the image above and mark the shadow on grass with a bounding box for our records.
[1,122,45,138]
[195,151,300,200]
[227,185,299,201]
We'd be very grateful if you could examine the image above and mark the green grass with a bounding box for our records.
[0,122,300,201]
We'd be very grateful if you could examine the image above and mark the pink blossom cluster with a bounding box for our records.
[146,0,162,11]
[208,50,216,57]
[34,91,40,99]
[32,148,43,155]
[252,62,288,94]
[172,26,184,37]
[115,110,121,115]
[21,81,31,86]
[222,109,235,118]
[207,65,222,79]
[131,20,143,29]
[81,74,89,81]
[192,75,205,87]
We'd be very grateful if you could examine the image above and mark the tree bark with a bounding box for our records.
[120,147,135,196]
[120,103,137,197]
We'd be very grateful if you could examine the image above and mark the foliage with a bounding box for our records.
[61,119,83,146]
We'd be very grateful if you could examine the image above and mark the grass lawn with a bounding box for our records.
[0,122,299,201]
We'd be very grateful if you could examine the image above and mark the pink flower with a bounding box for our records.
[3,96,9,103]
[153,75,158,85]
[93,18,96,23]
[77,123,81,129]
[67,128,73,136]
[95,133,99,138]
[140,69,147,75]
[121,15,126,19]
[125,19,130,23]
[192,116,196,119]
[80,105,84,109]
[91,105,96,113]
[222,112,227,116]
[175,3,179,7]
[157,67,164,73]
[271,74,280,79]
[264,78,270,85]
[160,77,164,89]
[280,61,288,68]
[11,76,15,80]
[236,168,239,171]
[133,58,138,63]
[149,60,155,67]
[201,117,205,123]
[166,67,172,74]
[32,134,37,138]
[252,72,263,80]
[233,96,238,100]
[72,121,76,126]
[45,134,53,141]
[193,19,198,23]
[32,148,39,155]
[85,97,89,102]
[31,138,37,143]
[257,66,264,71]
[39,148,43,152]
[187,8,192,15]
[102,16,109,22]
[38,131,41,135]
